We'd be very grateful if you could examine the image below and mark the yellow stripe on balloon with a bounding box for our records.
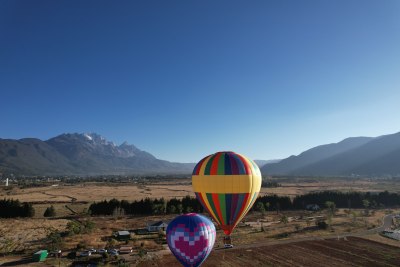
[197,192,219,224]
[192,174,261,194]
[199,155,212,175]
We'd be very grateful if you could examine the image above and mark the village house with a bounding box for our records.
[146,220,169,232]
[114,230,131,241]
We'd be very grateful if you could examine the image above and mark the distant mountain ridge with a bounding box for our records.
[261,132,400,177]
[254,159,281,168]
[0,133,194,176]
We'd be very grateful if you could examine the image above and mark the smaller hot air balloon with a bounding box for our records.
[166,213,216,267]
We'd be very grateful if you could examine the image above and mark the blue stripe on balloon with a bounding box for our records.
[232,154,245,174]
[232,193,245,224]
[224,153,232,175]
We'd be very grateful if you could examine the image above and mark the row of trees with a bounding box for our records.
[292,191,400,209]
[89,196,203,216]
[89,190,400,216]
[254,191,400,212]
[0,198,35,218]
[2,190,399,218]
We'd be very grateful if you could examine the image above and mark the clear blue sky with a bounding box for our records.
[1,1,400,163]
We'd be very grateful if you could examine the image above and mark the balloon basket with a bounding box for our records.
[223,235,233,248]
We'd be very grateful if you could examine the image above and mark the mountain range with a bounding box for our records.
[261,132,400,177]
[0,133,194,176]
[2,131,400,177]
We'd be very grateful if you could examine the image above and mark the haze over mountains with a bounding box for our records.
[0,133,194,175]
[262,132,400,177]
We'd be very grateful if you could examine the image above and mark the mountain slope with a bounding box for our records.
[0,138,76,175]
[263,136,373,175]
[0,133,194,175]
[262,132,400,176]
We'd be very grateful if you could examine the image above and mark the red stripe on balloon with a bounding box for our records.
[210,152,222,175]
[211,193,224,225]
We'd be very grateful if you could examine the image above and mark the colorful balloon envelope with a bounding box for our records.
[166,213,216,267]
[192,151,262,235]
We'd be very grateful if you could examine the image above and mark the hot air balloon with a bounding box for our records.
[166,213,216,267]
[192,151,262,242]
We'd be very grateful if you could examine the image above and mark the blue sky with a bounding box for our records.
[1,1,400,162]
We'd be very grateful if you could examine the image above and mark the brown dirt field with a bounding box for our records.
[3,178,400,206]
[0,183,196,204]
[0,218,69,253]
[138,237,400,267]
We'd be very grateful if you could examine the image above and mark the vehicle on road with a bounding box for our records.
[79,251,91,257]
[98,249,107,254]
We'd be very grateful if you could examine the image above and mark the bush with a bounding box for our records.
[76,241,86,250]
[0,199,35,218]
[44,205,56,217]
[316,220,328,230]
[67,251,76,259]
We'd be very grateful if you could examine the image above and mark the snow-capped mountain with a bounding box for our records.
[0,133,194,175]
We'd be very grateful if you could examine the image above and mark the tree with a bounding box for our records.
[44,205,56,217]
[316,220,328,230]
[67,221,82,235]
[167,204,177,214]
[351,211,358,224]
[22,202,35,217]
[327,214,333,229]
[47,231,63,251]
[306,217,311,227]
[363,199,370,216]
[325,201,336,216]
[280,215,288,225]
[256,202,266,215]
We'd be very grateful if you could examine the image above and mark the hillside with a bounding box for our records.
[262,132,400,176]
[0,133,194,176]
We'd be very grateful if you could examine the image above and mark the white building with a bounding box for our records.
[146,221,169,232]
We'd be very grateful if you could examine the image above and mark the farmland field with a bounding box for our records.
[2,177,400,205]
[1,177,400,266]
[139,237,400,267]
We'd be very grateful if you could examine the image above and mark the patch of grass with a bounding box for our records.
[382,253,396,260]
[272,232,291,239]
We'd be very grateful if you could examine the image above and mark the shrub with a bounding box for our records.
[316,220,328,229]
[44,205,56,217]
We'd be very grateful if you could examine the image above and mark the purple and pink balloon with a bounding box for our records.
[166,213,216,267]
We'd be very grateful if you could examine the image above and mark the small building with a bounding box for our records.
[32,250,48,262]
[305,204,320,211]
[114,230,131,241]
[146,221,169,232]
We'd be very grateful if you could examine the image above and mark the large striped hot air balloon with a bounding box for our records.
[192,151,262,236]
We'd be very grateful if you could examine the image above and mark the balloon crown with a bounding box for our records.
[192,151,260,176]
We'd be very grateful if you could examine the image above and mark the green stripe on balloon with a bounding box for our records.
[206,193,222,225]
[218,193,227,225]
[217,153,225,175]
[204,154,216,175]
